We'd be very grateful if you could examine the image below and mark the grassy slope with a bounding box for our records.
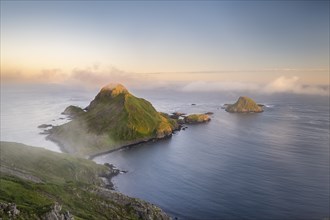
[48,91,177,157]
[1,142,107,185]
[0,142,169,220]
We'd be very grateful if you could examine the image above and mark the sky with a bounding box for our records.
[1,1,329,94]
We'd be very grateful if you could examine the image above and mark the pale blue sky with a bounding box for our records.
[1,1,329,85]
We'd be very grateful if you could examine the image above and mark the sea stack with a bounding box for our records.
[225,96,263,113]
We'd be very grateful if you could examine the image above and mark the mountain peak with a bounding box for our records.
[100,83,128,97]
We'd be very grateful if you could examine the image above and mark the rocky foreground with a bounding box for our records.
[0,141,171,220]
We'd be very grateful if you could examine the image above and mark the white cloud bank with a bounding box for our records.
[182,76,329,96]
[1,66,328,96]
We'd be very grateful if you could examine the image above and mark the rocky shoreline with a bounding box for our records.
[87,134,175,160]
[0,141,172,220]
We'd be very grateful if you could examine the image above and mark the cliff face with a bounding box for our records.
[47,83,178,157]
[225,96,263,113]
[0,142,171,220]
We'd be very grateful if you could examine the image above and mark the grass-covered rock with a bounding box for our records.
[184,114,210,124]
[62,105,85,118]
[225,96,263,113]
[47,83,178,157]
[0,141,171,220]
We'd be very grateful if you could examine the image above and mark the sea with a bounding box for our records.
[1,83,329,220]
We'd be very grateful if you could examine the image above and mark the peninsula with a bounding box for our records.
[47,83,179,157]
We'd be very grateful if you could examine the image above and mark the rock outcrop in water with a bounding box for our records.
[225,96,263,113]
[184,114,211,124]
[47,83,179,157]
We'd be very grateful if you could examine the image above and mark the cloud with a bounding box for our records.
[181,76,329,96]
[0,70,23,82]
[67,65,167,90]
[263,76,329,96]
[69,66,129,87]
[263,76,299,93]
[181,81,261,92]
[39,69,68,82]
[2,65,328,96]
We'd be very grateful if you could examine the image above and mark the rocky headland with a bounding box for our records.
[0,141,171,220]
[47,83,179,157]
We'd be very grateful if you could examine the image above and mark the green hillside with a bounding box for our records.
[0,142,170,220]
[47,84,178,157]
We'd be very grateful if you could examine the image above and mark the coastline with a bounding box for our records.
[88,133,174,160]
[46,124,180,160]
[46,133,174,160]
[0,141,172,219]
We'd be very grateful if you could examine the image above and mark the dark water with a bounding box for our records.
[1,84,329,219]
[94,92,330,220]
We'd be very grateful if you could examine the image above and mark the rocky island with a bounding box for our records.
[47,83,179,158]
[225,96,264,113]
[184,114,211,124]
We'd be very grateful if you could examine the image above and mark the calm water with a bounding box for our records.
[1,84,329,220]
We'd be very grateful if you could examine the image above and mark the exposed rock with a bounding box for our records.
[184,114,210,124]
[225,96,263,113]
[62,105,85,118]
[95,188,171,220]
[169,112,186,119]
[41,202,74,220]
[0,202,20,219]
[177,118,185,125]
[38,124,53,128]
[204,112,214,115]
